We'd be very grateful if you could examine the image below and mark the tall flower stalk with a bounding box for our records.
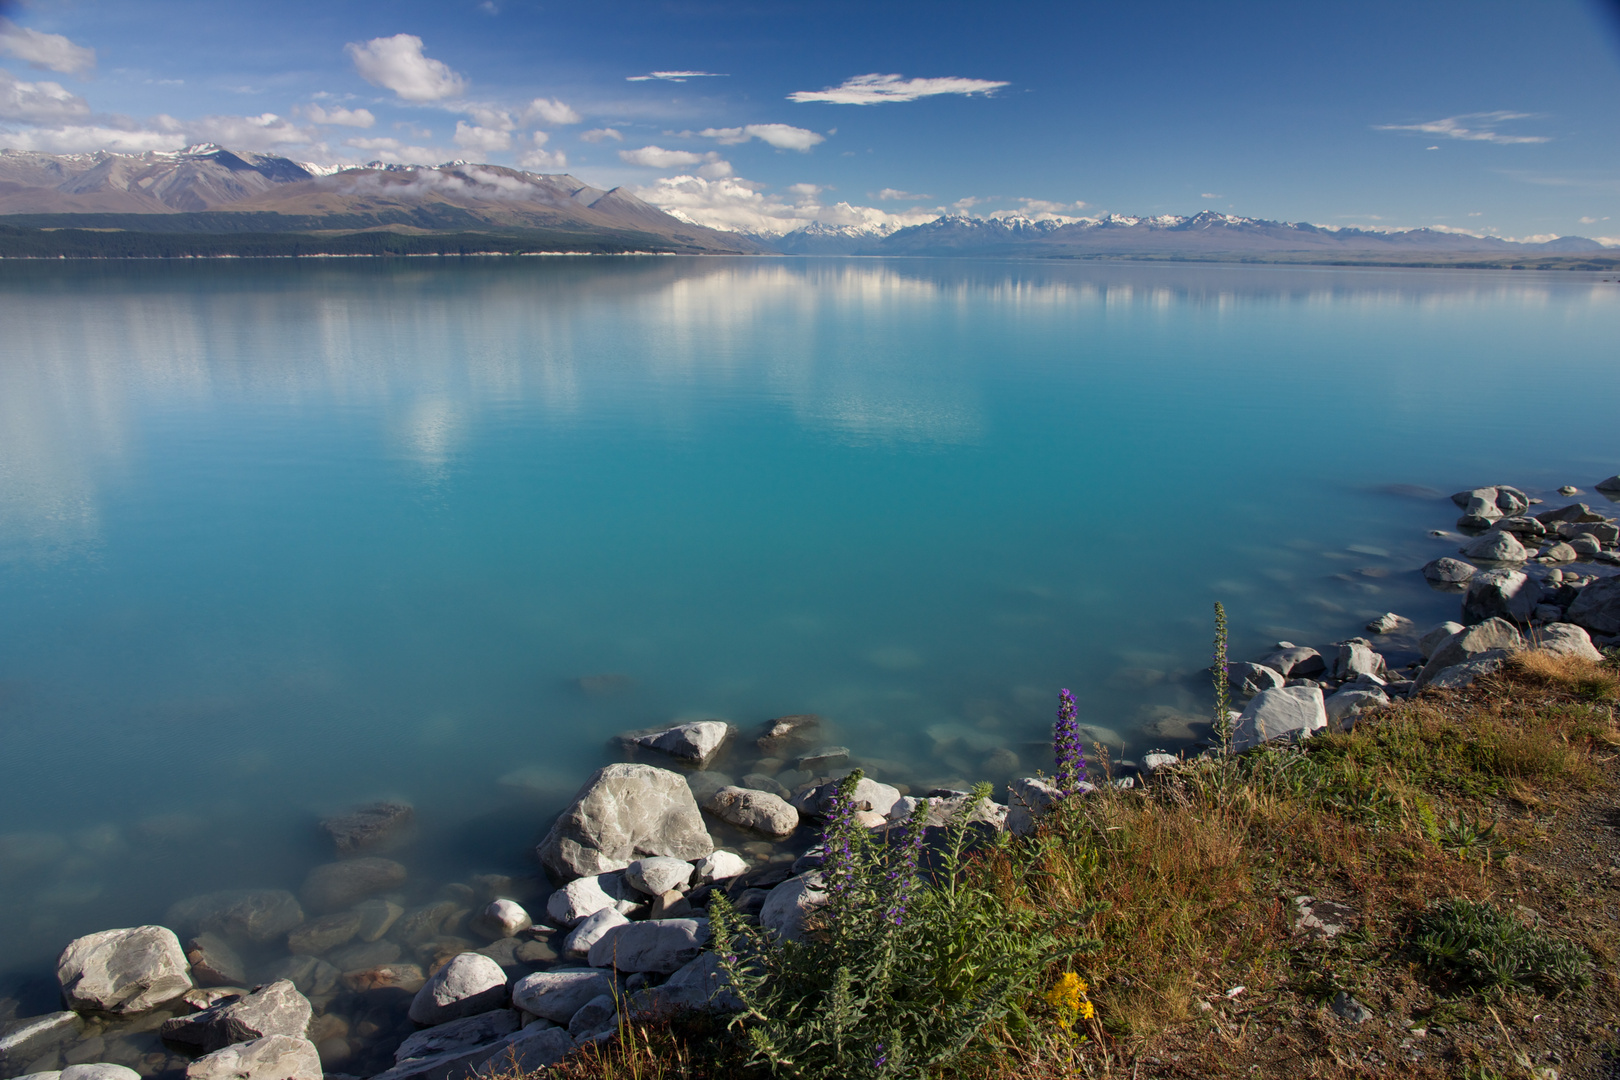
[1054,688,1086,795]
[1212,601,1233,753]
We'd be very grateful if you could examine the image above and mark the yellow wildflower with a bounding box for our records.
[1079,1000,1096,1021]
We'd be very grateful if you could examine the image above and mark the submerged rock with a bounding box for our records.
[0,1012,81,1074]
[319,802,414,855]
[352,898,404,943]
[537,764,714,881]
[298,858,406,913]
[57,926,192,1014]
[755,714,820,752]
[185,933,247,988]
[166,890,305,945]
[286,912,359,956]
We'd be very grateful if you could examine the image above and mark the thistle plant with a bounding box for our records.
[1212,601,1234,753]
[710,770,1090,1078]
[1053,689,1087,796]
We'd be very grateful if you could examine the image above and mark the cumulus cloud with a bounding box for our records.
[346,34,467,102]
[184,112,316,149]
[461,104,515,131]
[524,97,580,125]
[304,103,375,128]
[0,67,90,123]
[697,122,824,151]
[453,120,511,153]
[344,135,444,164]
[3,109,319,155]
[626,71,727,82]
[518,139,567,169]
[633,172,941,235]
[580,127,622,143]
[0,123,177,154]
[1374,111,1549,145]
[788,73,1008,105]
[619,144,709,168]
[0,18,96,75]
[987,197,1088,223]
[877,188,930,200]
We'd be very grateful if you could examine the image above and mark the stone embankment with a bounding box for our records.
[6,475,1618,1080]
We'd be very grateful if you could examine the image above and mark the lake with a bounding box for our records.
[2,256,1618,1019]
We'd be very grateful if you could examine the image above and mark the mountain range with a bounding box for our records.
[0,145,1613,263]
[0,144,767,254]
[766,213,1611,258]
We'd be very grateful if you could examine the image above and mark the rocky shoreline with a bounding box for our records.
[3,475,1618,1080]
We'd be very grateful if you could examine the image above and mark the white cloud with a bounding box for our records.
[988,197,1087,223]
[184,112,316,149]
[524,97,580,126]
[0,18,96,75]
[518,144,567,170]
[619,144,708,168]
[2,108,320,155]
[633,172,940,235]
[346,34,467,102]
[697,159,732,179]
[877,188,930,201]
[626,71,727,82]
[462,104,515,131]
[453,120,511,153]
[1578,215,1608,225]
[0,67,90,123]
[0,123,177,154]
[1374,111,1549,145]
[788,73,1008,105]
[697,122,824,151]
[1594,236,1620,248]
[345,136,443,164]
[580,127,623,143]
[304,103,375,128]
[1200,192,1223,199]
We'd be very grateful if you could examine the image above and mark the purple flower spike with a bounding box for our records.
[1054,688,1087,796]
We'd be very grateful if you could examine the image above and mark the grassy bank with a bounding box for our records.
[535,647,1619,1080]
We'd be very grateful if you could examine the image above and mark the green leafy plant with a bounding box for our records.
[1413,898,1592,997]
[710,772,1092,1078]
[1439,815,1502,863]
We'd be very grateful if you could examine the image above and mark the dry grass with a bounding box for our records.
[523,659,1620,1080]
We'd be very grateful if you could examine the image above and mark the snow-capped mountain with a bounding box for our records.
[0,145,766,253]
[762,210,1607,258]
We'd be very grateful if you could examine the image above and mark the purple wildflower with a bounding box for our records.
[884,801,928,927]
[821,773,862,903]
[1054,688,1087,796]
[873,1043,887,1069]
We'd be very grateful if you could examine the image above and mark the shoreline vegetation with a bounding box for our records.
[5,485,1619,1080]
[0,223,1618,271]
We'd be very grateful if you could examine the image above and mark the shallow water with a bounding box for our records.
[2,257,1618,1020]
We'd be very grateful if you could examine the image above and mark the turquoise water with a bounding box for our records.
[2,256,1619,990]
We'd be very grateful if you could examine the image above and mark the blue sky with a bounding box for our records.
[1,0,1618,239]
